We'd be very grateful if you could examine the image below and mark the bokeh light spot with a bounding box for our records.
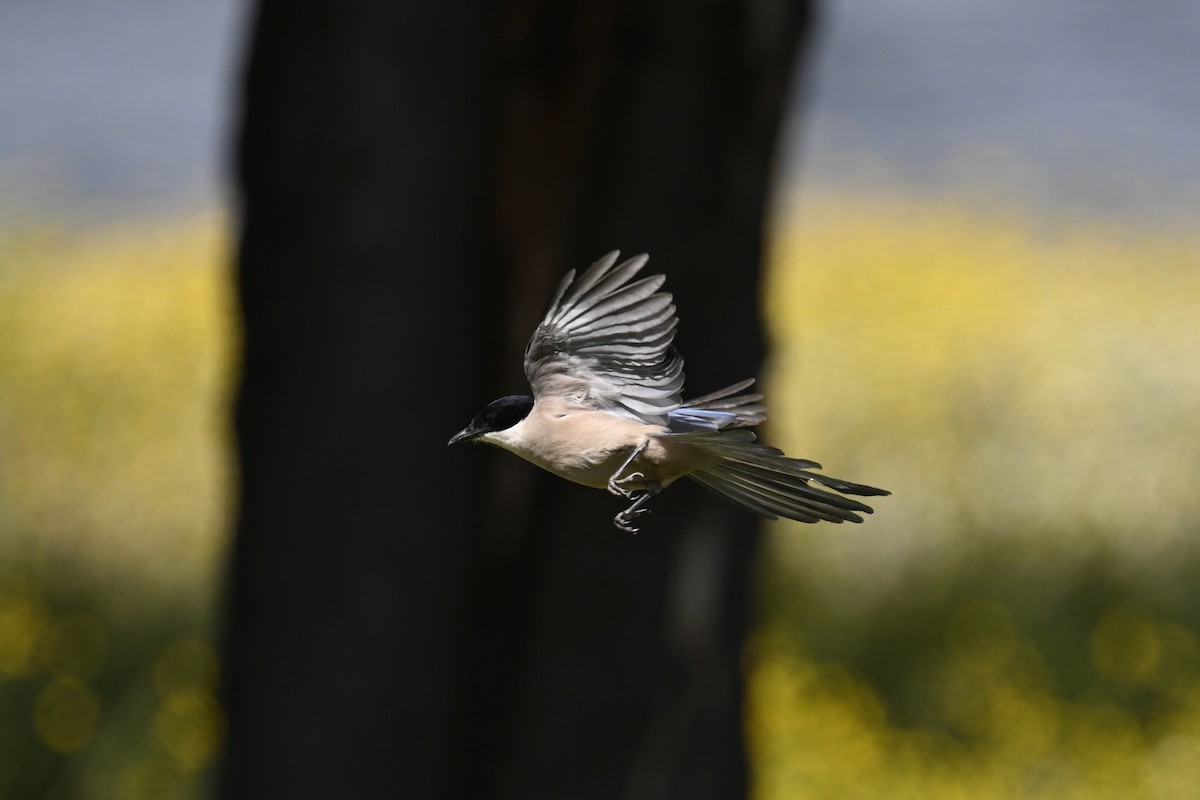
[153,690,225,770]
[152,636,224,770]
[32,676,100,753]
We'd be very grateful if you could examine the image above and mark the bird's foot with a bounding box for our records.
[606,441,650,498]
[606,471,645,499]
[613,504,650,534]
[612,485,661,534]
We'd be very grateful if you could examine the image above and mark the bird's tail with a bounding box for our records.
[675,430,890,524]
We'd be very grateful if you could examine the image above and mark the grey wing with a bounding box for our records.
[524,251,684,424]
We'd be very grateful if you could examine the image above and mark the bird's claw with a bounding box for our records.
[614,505,651,534]
[606,471,645,499]
[607,480,633,499]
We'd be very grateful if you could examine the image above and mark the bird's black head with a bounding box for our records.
[447,395,535,445]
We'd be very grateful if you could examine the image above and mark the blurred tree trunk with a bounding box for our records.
[221,1,812,799]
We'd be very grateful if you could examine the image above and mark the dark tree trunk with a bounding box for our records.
[221,2,813,799]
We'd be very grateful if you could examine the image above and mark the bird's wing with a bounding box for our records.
[524,251,684,424]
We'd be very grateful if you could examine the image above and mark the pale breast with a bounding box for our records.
[518,399,709,490]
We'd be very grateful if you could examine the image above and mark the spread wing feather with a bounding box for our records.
[524,251,684,424]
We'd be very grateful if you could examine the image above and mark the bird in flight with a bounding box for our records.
[449,251,889,532]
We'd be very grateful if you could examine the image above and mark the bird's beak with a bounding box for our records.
[447,426,477,446]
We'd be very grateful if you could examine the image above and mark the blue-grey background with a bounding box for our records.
[0,0,243,220]
[2,0,1197,222]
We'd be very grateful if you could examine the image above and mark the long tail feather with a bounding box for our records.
[676,432,890,524]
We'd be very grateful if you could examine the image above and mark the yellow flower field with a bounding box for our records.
[0,217,231,799]
[753,189,1200,799]
[0,189,1197,797]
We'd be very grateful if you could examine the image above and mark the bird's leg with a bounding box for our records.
[606,439,650,499]
[614,485,662,534]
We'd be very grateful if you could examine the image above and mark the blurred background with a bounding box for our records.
[1,0,1198,798]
